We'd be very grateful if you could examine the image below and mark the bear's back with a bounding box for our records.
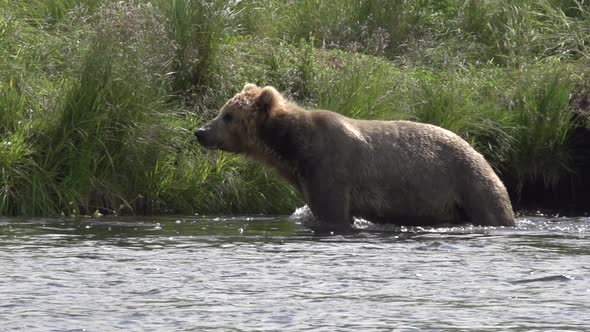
[308,114,507,225]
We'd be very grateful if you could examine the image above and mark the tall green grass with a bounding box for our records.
[156,0,243,95]
[0,80,59,215]
[1,0,589,216]
[314,53,400,119]
[507,70,576,190]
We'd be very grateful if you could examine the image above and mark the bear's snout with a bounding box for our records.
[195,127,206,140]
[195,127,217,150]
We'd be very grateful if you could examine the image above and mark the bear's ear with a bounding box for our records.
[256,86,283,113]
[242,83,258,93]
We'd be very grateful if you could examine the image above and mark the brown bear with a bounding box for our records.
[195,83,516,231]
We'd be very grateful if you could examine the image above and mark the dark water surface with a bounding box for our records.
[1,212,589,331]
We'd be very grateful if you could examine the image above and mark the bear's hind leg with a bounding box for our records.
[459,186,515,226]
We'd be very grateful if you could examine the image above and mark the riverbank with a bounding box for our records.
[1,0,590,216]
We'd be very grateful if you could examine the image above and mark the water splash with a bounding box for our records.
[289,206,589,236]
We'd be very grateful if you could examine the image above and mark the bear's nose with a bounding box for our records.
[195,128,211,147]
[195,128,206,140]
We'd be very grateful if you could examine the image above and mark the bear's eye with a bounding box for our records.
[223,113,233,123]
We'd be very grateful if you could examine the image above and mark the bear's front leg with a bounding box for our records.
[302,178,353,233]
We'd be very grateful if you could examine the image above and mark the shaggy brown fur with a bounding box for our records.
[196,84,516,231]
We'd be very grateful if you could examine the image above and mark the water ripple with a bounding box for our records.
[0,215,589,331]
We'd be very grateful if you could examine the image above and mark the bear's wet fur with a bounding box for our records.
[196,83,516,231]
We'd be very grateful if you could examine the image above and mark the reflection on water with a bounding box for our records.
[0,213,588,331]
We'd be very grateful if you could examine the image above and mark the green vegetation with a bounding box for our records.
[1,0,589,216]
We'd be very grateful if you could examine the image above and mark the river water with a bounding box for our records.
[1,209,589,331]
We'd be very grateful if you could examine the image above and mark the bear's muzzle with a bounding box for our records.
[195,127,218,150]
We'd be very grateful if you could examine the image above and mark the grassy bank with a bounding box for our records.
[1,0,589,216]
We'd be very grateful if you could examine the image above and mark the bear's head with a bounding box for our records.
[195,83,284,154]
